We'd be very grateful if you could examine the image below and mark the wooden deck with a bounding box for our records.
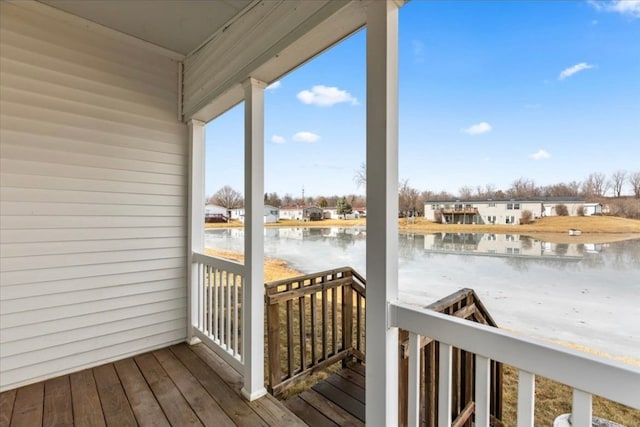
[284,364,365,427]
[0,343,306,427]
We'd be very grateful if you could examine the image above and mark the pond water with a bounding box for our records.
[205,227,640,359]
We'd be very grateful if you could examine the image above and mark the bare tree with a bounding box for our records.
[211,185,243,209]
[458,185,474,199]
[630,171,640,199]
[543,182,581,198]
[399,179,420,215]
[509,177,540,198]
[583,173,609,197]
[609,170,627,198]
[353,163,366,189]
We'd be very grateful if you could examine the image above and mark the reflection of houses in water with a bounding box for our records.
[424,233,593,260]
[274,227,365,241]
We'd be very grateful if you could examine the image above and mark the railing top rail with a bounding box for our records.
[264,266,355,289]
[391,300,640,409]
[192,252,245,276]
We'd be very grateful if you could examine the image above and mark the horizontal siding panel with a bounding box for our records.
[1,60,178,122]
[1,268,185,300]
[1,201,184,217]
[1,112,186,161]
[1,257,185,287]
[0,227,185,244]
[1,125,186,165]
[1,237,186,258]
[2,248,184,272]
[1,289,186,329]
[1,111,184,155]
[1,85,184,137]
[0,159,186,186]
[2,309,185,356]
[1,187,184,206]
[1,299,186,343]
[0,173,185,197]
[1,278,184,314]
[1,326,187,389]
[0,321,186,371]
[0,42,175,104]
[1,215,185,230]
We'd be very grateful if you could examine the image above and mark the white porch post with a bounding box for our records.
[187,119,205,344]
[241,77,267,401]
[366,1,400,425]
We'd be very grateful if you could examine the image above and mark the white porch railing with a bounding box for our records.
[392,301,640,427]
[191,252,245,373]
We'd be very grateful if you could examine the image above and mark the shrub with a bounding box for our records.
[555,204,569,216]
[577,206,585,216]
[520,210,533,224]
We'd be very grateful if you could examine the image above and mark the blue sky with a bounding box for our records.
[205,0,640,199]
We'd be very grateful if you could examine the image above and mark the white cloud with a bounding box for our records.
[462,122,492,135]
[558,62,595,80]
[266,81,281,90]
[292,131,320,143]
[589,0,640,18]
[297,85,359,107]
[530,149,551,160]
[271,134,286,144]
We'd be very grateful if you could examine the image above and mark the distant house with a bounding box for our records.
[279,206,323,221]
[229,205,279,223]
[205,204,228,223]
[582,203,602,216]
[424,197,586,225]
[323,207,364,220]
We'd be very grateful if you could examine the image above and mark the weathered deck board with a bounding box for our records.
[70,369,106,427]
[113,358,170,427]
[93,364,137,427]
[0,389,16,427]
[43,376,73,427]
[10,382,44,427]
[0,343,306,427]
[285,396,339,427]
[286,365,367,425]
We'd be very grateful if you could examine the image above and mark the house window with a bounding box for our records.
[506,234,515,241]
[487,234,496,241]
[488,203,496,207]
[506,247,513,254]
[465,204,472,209]
[507,203,513,210]
[455,203,463,210]
[514,203,520,210]
[506,216,515,224]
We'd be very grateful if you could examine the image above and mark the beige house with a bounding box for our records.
[1,1,637,426]
[425,197,586,225]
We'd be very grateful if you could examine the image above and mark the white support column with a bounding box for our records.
[187,119,205,344]
[365,1,400,425]
[241,77,267,401]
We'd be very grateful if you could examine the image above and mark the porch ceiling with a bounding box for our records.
[38,0,254,56]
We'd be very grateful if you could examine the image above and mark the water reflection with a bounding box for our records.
[205,227,640,358]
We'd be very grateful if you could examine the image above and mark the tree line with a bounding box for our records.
[207,169,640,219]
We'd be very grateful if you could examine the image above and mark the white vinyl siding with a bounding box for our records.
[0,2,187,391]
